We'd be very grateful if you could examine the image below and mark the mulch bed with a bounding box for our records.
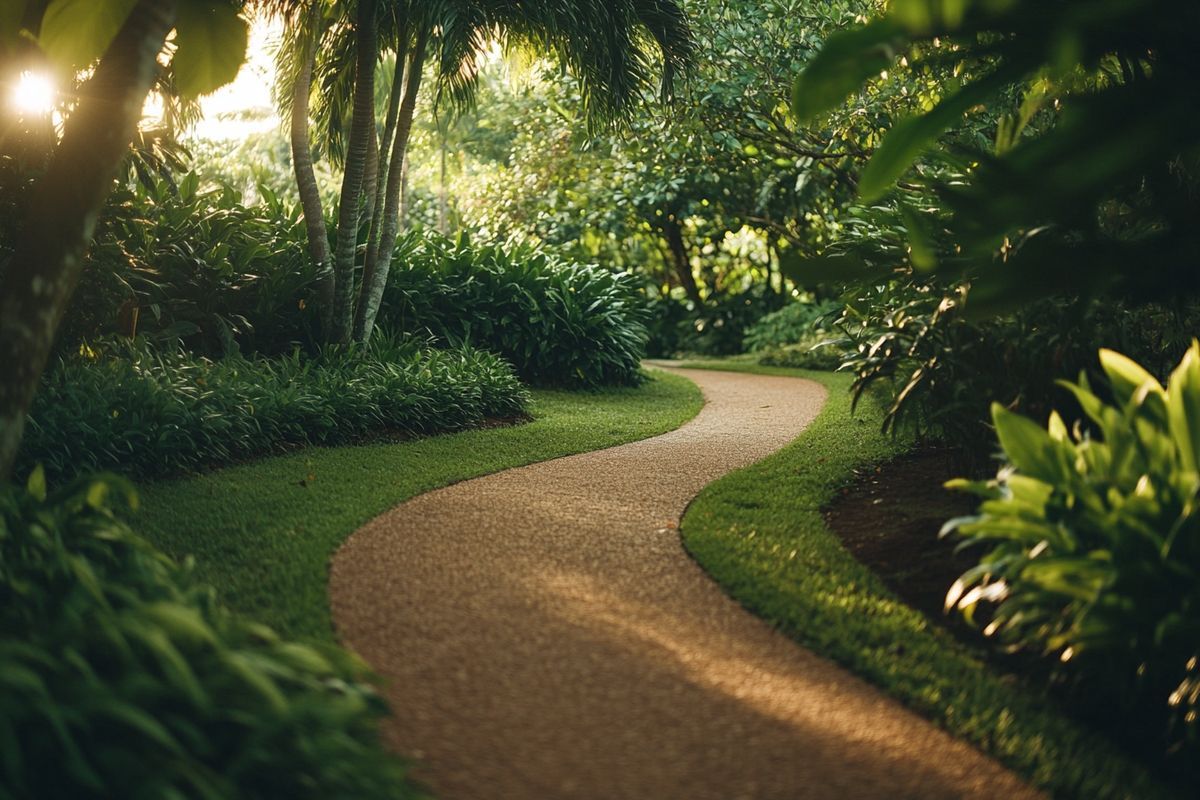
[823,446,983,632]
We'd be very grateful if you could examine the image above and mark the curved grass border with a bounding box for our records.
[678,361,1175,800]
[133,371,703,643]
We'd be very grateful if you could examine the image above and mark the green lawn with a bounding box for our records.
[133,370,702,642]
[677,360,1176,800]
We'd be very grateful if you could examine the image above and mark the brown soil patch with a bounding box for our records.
[823,447,980,630]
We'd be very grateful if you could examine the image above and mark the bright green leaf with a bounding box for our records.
[791,20,900,122]
[39,0,138,72]
[172,1,248,99]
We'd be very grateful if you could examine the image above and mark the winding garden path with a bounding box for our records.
[330,367,1038,800]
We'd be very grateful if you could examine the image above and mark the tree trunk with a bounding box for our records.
[290,1,334,332]
[360,123,379,233]
[438,121,449,234]
[664,215,702,305]
[364,35,408,279]
[0,0,178,480]
[355,28,428,342]
[329,0,378,344]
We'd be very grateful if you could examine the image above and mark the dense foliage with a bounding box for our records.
[19,337,527,483]
[0,472,417,798]
[380,234,649,387]
[792,0,1200,308]
[743,298,841,352]
[945,345,1200,758]
[62,173,319,357]
[836,285,1200,457]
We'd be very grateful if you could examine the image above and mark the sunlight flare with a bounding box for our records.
[10,70,55,116]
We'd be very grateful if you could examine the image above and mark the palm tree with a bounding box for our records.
[271,0,695,343]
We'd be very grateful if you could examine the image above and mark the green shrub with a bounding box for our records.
[380,234,648,387]
[19,337,528,483]
[62,173,320,357]
[0,472,419,798]
[743,299,842,352]
[644,285,788,358]
[944,343,1200,756]
[839,282,1200,461]
[756,335,844,371]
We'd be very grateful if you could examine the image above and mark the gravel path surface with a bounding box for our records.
[330,367,1039,800]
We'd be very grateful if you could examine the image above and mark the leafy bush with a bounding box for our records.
[643,285,788,358]
[61,174,319,357]
[944,344,1200,756]
[838,281,1200,460]
[743,298,842,352]
[19,337,527,483]
[756,335,844,371]
[0,472,418,798]
[379,233,649,387]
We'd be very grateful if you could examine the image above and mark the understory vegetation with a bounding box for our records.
[20,337,527,484]
[0,473,417,798]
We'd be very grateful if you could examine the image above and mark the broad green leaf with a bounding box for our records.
[900,204,937,270]
[859,63,1025,200]
[1047,410,1068,442]
[1099,348,1163,407]
[1167,341,1200,473]
[172,1,248,99]
[39,0,138,72]
[992,402,1062,482]
[780,251,891,284]
[791,20,900,122]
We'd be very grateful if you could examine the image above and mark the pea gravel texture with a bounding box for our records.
[330,367,1039,800]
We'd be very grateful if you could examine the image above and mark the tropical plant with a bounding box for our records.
[379,233,649,387]
[743,297,842,352]
[0,0,249,480]
[756,335,844,371]
[790,0,1200,312]
[61,172,320,356]
[835,279,1200,460]
[18,336,527,483]
[943,344,1200,755]
[0,471,420,797]
[269,0,696,345]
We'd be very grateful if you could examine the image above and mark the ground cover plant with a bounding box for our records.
[676,361,1177,799]
[0,471,418,799]
[19,336,526,484]
[945,344,1200,763]
[133,371,702,641]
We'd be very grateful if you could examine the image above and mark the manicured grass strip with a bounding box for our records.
[134,371,703,643]
[678,363,1175,800]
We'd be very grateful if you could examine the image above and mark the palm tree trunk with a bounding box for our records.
[329,0,378,343]
[363,34,408,280]
[355,27,428,342]
[0,0,178,480]
[290,1,334,332]
[358,39,408,328]
[360,123,379,232]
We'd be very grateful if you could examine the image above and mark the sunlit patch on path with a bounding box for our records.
[330,367,1039,800]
